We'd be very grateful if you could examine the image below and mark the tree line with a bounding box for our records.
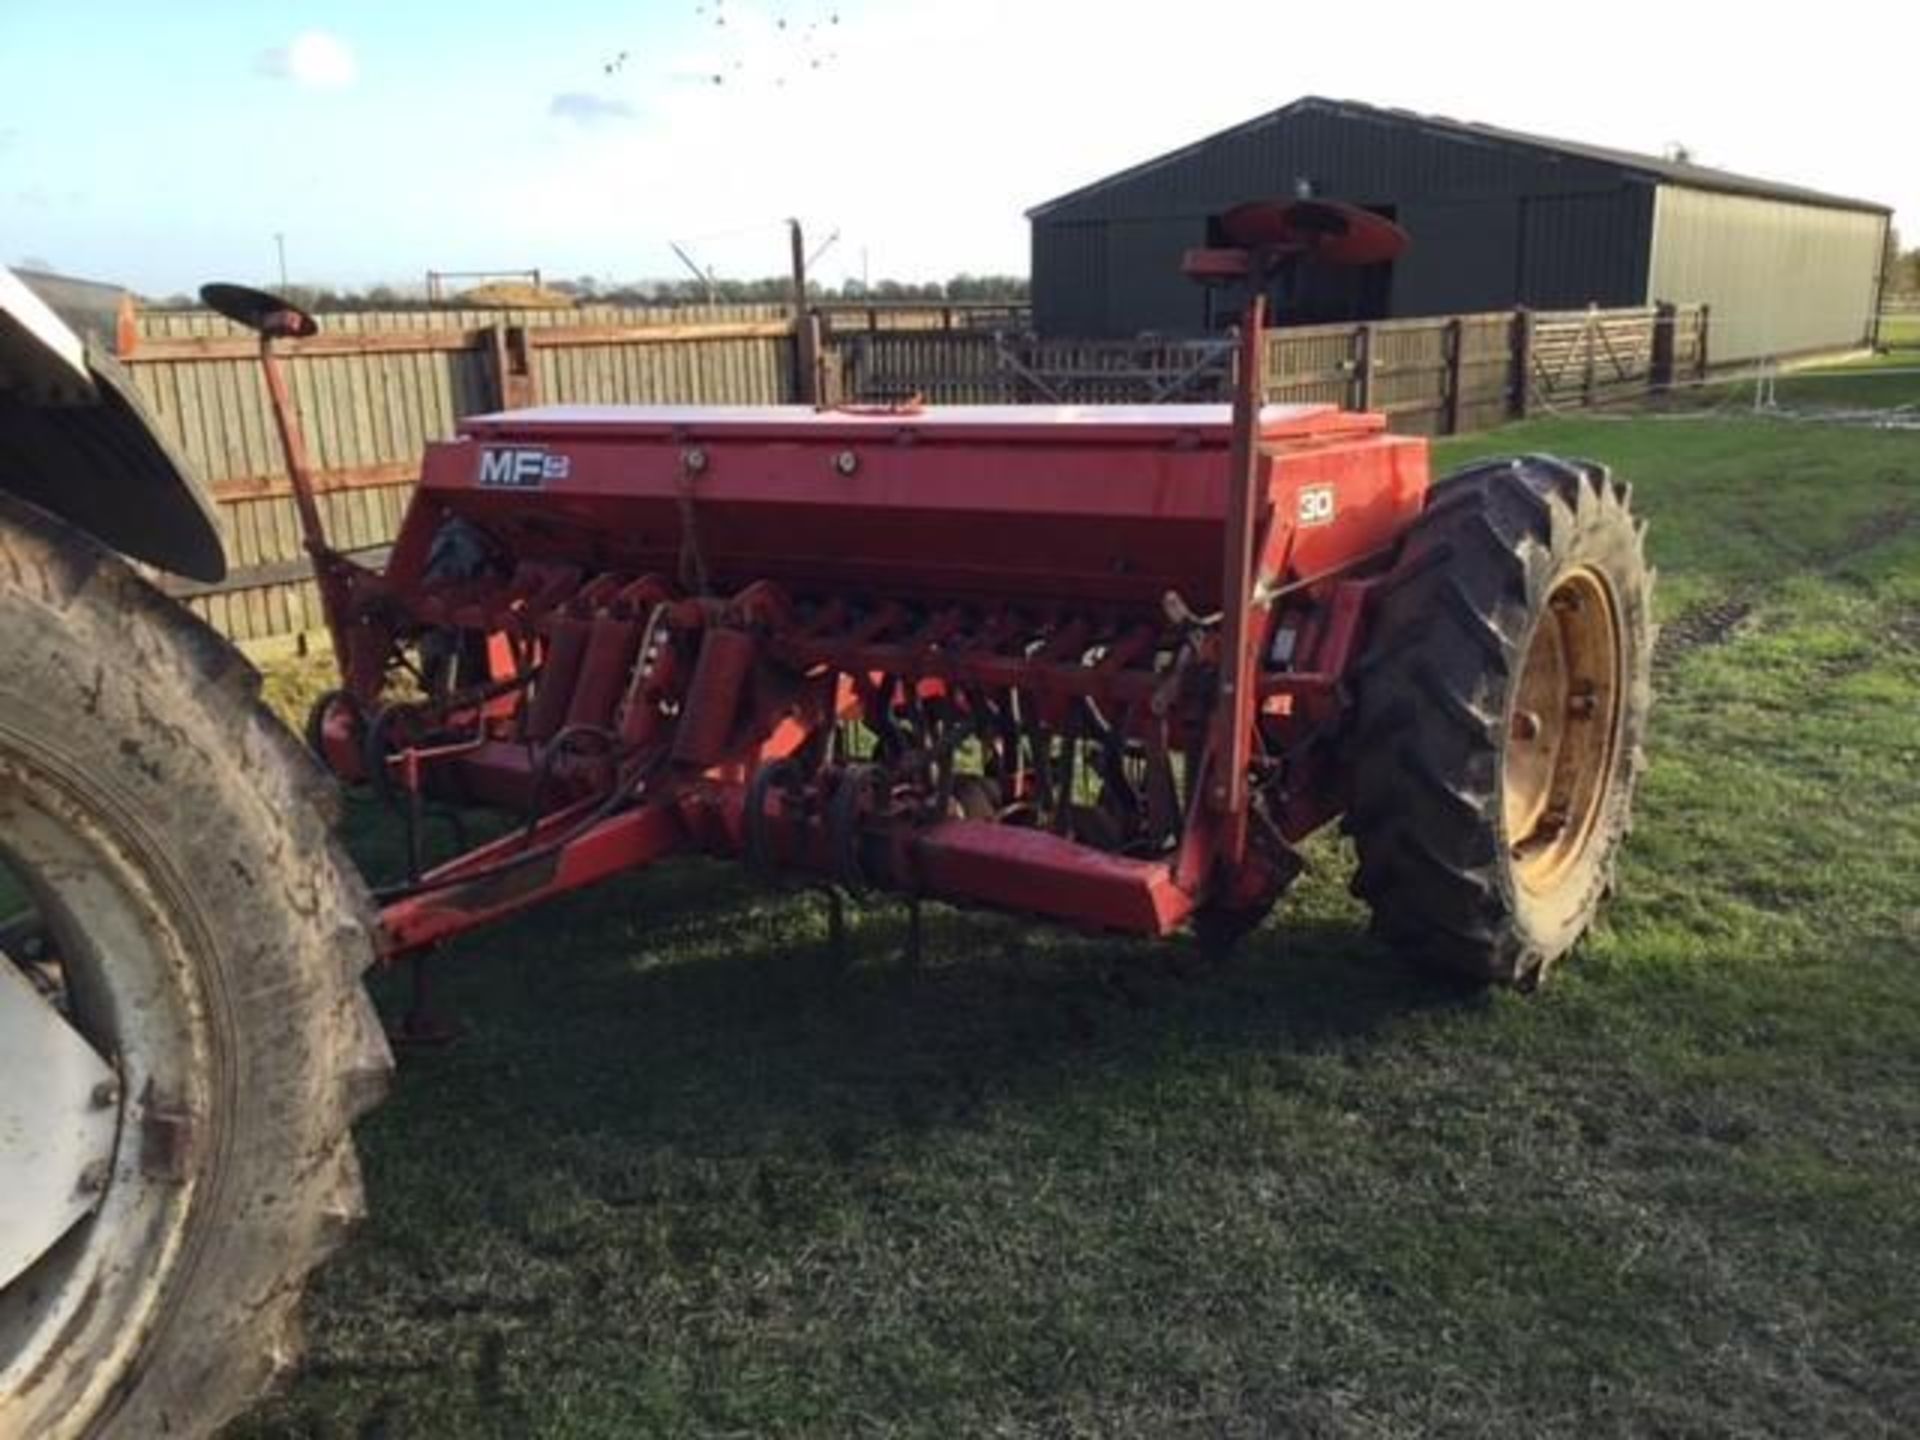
[143,273,1030,312]
[552,274,1030,304]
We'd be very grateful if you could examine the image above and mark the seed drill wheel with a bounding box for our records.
[1345,456,1653,985]
[0,496,391,1438]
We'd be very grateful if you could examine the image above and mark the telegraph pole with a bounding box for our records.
[788,218,819,404]
[788,218,807,315]
[274,232,288,290]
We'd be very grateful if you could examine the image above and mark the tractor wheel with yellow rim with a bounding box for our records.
[1344,454,1654,986]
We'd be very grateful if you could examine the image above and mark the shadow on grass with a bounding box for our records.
[351,822,1484,1224]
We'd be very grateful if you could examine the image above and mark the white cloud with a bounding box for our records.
[549,93,636,127]
[256,31,359,91]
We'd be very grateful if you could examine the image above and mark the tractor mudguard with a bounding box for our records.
[0,266,225,581]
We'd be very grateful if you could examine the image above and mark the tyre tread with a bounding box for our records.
[1343,456,1652,984]
[0,493,390,1439]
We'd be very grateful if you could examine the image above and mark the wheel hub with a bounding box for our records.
[1503,565,1623,895]
[0,941,121,1292]
[0,781,206,1437]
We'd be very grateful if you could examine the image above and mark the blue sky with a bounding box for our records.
[3,1,1908,295]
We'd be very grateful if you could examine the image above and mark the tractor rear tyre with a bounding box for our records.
[1345,455,1653,986]
[0,495,391,1438]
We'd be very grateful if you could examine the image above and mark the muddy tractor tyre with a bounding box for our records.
[1345,455,1653,986]
[0,495,390,1438]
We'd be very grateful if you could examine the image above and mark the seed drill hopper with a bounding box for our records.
[214,200,1653,998]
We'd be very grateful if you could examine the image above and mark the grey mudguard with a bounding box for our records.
[0,267,225,581]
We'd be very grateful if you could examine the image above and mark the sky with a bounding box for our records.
[2,0,1909,296]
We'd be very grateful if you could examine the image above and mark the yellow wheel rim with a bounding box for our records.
[1503,566,1623,896]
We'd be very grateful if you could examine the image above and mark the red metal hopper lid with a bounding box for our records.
[459,402,1385,447]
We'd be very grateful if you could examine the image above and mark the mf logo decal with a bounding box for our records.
[1297,484,1336,527]
[477,447,571,489]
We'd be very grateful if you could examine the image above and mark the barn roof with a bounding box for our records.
[1027,96,1890,220]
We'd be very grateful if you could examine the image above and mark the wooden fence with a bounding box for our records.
[820,302,1032,335]
[137,299,1031,342]
[1269,304,1708,432]
[128,314,803,643]
[122,301,1705,649]
[838,333,1240,404]
[839,304,1709,432]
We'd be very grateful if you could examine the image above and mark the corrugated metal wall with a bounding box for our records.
[1031,103,1650,337]
[1648,188,1887,362]
[1031,223,1108,335]
[1392,198,1523,314]
[1102,216,1209,334]
[1518,189,1654,308]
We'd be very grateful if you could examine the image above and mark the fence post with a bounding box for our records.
[1257,328,1282,405]
[1353,323,1375,411]
[486,324,508,408]
[812,316,843,406]
[1510,308,1534,419]
[1696,304,1711,380]
[487,324,538,409]
[1649,301,1676,393]
[1443,317,1464,434]
[1581,303,1598,408]
[793,309,821,404]
[515,326,539,408]
[843,333,869,400]
[115,293,140,358]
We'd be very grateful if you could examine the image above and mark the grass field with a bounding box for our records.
[1764,332,1920,411]
[1637,314,1920,416]
[235,393,1919,1437]
[1878,312,1920,350]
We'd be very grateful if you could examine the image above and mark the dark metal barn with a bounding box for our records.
[1029,97,1890,362]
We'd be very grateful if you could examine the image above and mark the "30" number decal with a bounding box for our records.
[1297,484,1336,527]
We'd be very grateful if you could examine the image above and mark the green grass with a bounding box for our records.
[1878,312,1920,351]
[235,400,1920,1438]
[1643,316,1920,416]
[1755,314,1920,411]
[1640,314,1920,415]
